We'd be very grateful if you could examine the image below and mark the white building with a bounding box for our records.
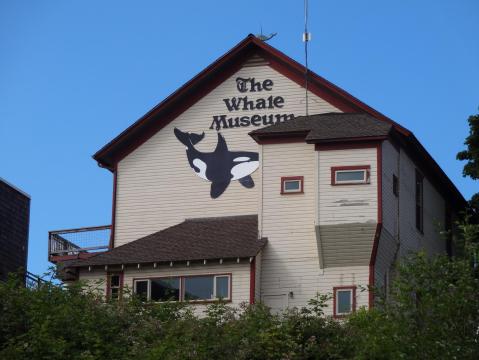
[50,35,464,317]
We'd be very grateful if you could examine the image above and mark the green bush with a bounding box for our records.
[1,253,478,359]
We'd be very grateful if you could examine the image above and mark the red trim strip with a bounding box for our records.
[249,258,256,304]
[315,141,381,151]
[109,165,117,249]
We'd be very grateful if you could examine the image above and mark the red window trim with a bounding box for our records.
[281,176,304,194]
[333,285,357,318]
[106,272,124,301]
[331,165,371,186]
[132,273,233,303]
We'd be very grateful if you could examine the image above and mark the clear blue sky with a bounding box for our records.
[1,0,477,276]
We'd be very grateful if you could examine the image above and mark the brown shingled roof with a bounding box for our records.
[249,113,392,143]
[67,215,265,267]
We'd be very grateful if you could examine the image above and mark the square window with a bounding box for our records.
[184,276,214,301]
[281,176,304,194]
[151,278,180,302]
[110,275,120,287]
[334,286,356,317]
[332,166,370,185]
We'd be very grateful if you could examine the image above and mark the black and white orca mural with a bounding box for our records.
[174,128,259,199]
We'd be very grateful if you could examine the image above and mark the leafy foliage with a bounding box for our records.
[2,253,479,359]
[457,113,479,181]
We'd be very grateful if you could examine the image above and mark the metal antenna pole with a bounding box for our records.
[303,0,311,116]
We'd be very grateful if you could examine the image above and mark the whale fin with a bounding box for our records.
[174,127,205,147]
[238,175,255,189]
[189,132,205,145]
[214,133,228,152]
[210,179,230,199]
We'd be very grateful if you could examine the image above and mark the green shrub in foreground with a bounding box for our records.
[1,253,478,359]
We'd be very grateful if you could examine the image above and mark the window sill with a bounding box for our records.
[280,191,304,195]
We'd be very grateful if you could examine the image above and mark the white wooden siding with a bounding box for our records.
[318,147,378,225]
[260,142,370,314]
[115,61,339,247]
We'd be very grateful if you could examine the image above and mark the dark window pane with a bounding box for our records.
[337,290,352,314]
[215,276,229,299]
[184,276,214,301]
[284,180,300,191]
[110,275,120,287]
[415,171,423,231]
[151,278,180,302]
[336,170,365,182]
[393,174,399,196]
[135,280,148,301]
[110,287,119,300]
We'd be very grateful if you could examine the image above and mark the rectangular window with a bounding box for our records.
[281,176,304,194]
[415,170,423,232]
[393,174,399,197]
[331,166,370,185]
[134,280,148,301]
[108,273,122,301]
[333,286,356,317]
[133,274,231,302]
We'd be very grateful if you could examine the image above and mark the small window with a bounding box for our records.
[393,174,399,197]
[333,286,356,317]
[331,166,370,185]
[415,170,423,233]
[108,274,122,301]
[281,176,304,194]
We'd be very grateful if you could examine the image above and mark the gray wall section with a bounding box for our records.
[0,180,30,281]
[316,223,377,268]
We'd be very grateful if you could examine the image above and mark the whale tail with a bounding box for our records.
[174,128,205,148]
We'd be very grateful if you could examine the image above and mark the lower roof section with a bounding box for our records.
[66,215,266,268]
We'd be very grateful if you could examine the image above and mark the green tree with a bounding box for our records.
[457,112,479,215]
[348,253,479,360]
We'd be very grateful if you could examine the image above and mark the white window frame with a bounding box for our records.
[133,274,231,302]
[213,275,231,300]
[334,287,355,316]
[109,274,121,300]
[281,176,304,194]
[332,167,370,185]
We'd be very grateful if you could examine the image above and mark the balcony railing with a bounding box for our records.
[48,225,111,262]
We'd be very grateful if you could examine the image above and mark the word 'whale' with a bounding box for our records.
[174,128,259,199]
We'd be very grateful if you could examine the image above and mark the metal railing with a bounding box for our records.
[48,225,111,260]
[25,271,46,289]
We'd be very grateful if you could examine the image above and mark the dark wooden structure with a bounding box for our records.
[0,178,30,282]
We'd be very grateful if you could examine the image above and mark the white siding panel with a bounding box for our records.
[318,147,378,225]
[260,142,370,314]
[115,63,340,246]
